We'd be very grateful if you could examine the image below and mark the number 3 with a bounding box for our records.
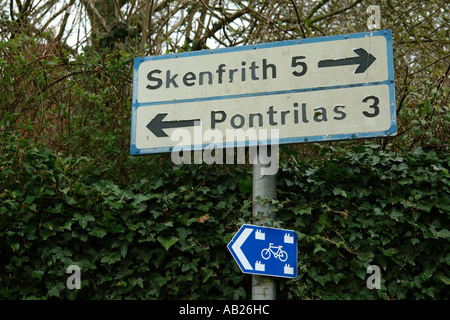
[362,95,380,118]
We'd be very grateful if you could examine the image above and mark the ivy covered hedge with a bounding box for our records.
[0,131,252,299]
[277,145,449,299]
[0,130,449,299]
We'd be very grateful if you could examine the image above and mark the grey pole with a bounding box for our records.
[251,144,277,300]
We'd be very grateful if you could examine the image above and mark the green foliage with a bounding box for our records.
[0,130,251,299]
[276,144,449,299]
[0,33,134,182]
[1,131,448,299]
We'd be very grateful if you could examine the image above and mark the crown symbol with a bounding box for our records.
[255,229,265,240]
[255,261,265,271]
[284,233,294,244]
[284,264,294,275]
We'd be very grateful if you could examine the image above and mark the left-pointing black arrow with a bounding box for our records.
[146,113,201,138]
[318,48,376,74]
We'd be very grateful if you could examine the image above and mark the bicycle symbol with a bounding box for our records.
[261,243,288,262]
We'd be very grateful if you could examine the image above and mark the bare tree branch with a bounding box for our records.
[85,0,109,31]
[308,0,363,25]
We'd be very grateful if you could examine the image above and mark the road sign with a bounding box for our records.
[227,224,297,278]
[131,29,396,155]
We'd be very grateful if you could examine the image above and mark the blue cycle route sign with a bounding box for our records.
[227,224,297,278]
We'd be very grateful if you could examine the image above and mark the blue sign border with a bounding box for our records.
[130,29,396,155]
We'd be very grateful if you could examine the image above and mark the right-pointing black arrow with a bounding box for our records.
[146,113,201,138]
[318,48,376,74]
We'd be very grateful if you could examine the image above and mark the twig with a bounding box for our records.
[290,0,306,38]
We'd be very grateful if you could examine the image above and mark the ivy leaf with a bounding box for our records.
[9,242,20,251]
[31,270,44,280]
[74,213,95,229]
[89,227,107,238]
[433,229,450,239]
[313,243,326,254]
[292,206,312,215]
[100,252,121,265]
[233,287,246,300]
[315,213,330,233]
[131,193,150,206]
[157,236,179,251]
[238,177,252,195]
[40,229,56,240]
[438,274,450,285]
[48,283,66,298]
[333,187,347,197]
[182,262,198,272]
[331,273,346,284]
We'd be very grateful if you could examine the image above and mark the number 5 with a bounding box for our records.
[292,56,307,77]
[362,95,380,118]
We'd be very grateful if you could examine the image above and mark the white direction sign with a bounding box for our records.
[130,30,396,155]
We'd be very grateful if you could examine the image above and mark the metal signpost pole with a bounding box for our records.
[251,145,277,300]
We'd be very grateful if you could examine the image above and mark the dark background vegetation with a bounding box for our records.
[0,0,448,299]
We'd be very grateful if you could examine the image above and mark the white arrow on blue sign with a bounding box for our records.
[227,224,297,278]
